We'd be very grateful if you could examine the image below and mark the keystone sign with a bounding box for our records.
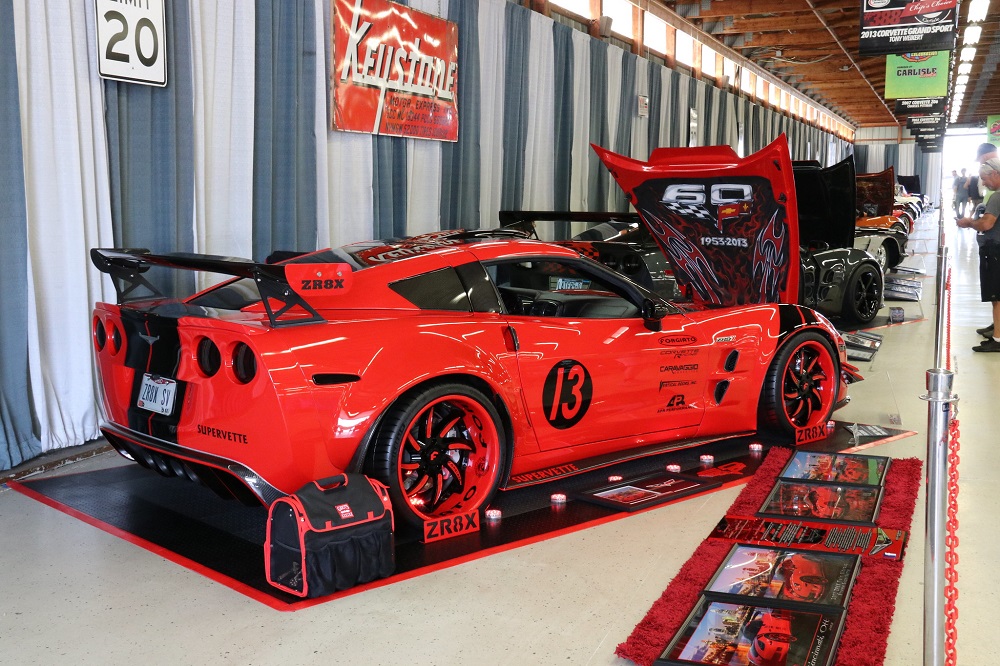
[332,0,459,141]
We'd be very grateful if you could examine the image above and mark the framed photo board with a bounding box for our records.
[758,480,883,524]
[574,472,722,512]
[779,452,890,487]
[655,597,844,666]
[705,544,860,608]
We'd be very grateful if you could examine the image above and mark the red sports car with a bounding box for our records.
[91,231,857,528]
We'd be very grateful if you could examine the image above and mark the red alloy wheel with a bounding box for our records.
[780,337,836,429]
[378,386,505,526]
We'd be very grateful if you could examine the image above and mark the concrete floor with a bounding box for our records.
[0,209,989,665]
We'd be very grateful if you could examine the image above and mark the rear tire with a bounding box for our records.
[759,332,839,436]
[369,383,507,531]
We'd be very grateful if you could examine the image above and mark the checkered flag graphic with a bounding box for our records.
[662,200,714,226]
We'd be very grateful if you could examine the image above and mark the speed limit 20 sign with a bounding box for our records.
[95,0,166,87]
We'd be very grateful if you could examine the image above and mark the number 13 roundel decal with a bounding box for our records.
[542,360,593,429]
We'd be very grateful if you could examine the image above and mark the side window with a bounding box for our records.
[485,259,640,319]
[389,268,472,312]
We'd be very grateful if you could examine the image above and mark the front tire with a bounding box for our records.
[759,332,839,435]
[370,383,507,530]
[844,264,882,324]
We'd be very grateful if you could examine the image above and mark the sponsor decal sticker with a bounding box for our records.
[196,424,249,445]
[660,364,699,373]
[335,503,354,519]
[659,379,697,390]
[658,334,697,346]
[509,463,580,484]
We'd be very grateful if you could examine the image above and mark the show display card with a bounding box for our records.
[759,480,883,524]
[574,472,722,512]
[709,516,908,560]
[655,598,844,666]
[705,544,860,608]
[779,452,890,486]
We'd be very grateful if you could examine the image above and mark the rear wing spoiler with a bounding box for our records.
[90,248,352,327]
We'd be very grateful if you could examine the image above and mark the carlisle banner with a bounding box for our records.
[332,0,459,141]
[884,52,949,99]
[859,0,957,56]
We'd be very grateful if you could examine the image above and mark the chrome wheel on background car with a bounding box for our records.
[371,383,506,530]
[760,332,838,435]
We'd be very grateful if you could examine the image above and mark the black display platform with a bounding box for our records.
[10,422,913,610]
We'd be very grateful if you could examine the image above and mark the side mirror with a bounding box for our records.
[642,298,669,332]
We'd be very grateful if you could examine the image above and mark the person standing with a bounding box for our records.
[952,169,962,213]
[955,168,970,217]
[978,143,999,203]
[957,158,1000,351]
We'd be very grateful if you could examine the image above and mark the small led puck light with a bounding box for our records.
[700,454,715,463]
[484,508,502,521]
[749,442,763,452]
[666,464,681,473]
[608,475,623,483]
[826,420,836,431]
[550,493,567,504]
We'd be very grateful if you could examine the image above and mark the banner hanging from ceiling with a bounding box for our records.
[859,0,957,56]
[895,97,947,114]
[332,0,459,141]
[906,114,945,130]
[988,115,1000,145]
[884,52,949,99]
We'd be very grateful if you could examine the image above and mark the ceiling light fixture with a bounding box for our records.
[964,26,983,44]
[968,0,990,22]
[959,63,973,75]
[954,84,967,95]
[957,74,969,86]
[961,47,977,62]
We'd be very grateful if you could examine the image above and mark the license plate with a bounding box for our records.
[137,373,177,415]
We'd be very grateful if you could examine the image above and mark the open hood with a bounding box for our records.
[857,167,896,217]
[593,134,799,308]
[792,155,857,251]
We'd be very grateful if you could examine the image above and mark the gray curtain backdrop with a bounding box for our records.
[853,145,869,173]
[885,143,900,176]
[0,0,42,470]
[552,22,574,213]
[501,2,531,210]
[104,0,195,297]
[610,53,637,211]
[440,0,481,229]
[254,0,318,255]
[647,64,663,150]
[588,40,610,207]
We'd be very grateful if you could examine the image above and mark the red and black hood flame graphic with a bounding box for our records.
[593,135,800,308]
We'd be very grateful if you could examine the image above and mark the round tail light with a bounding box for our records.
[232,343,257,384]
[109,323,122,354]
[197,338,221,377]
[93,317,107,351]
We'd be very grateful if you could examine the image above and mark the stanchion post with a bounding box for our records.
[922,369,956,666]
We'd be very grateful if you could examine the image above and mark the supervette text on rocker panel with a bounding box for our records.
[90,225,860,528]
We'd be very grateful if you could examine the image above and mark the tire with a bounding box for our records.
[369,383,507,530]
[759,332,839,435]
[844,264,882,324]
[891,222,908,235]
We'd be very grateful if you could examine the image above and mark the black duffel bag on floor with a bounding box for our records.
[265,473,395,598]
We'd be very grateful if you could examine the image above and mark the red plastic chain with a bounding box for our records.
[942,266,959,666]
[944,417,960,666]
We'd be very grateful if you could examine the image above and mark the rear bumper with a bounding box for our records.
[100,423,285,506]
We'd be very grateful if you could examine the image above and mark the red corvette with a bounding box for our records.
[91,231,857,528]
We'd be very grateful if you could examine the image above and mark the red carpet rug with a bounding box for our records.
[616,447,922,666]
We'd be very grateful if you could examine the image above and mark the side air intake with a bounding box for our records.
[714,380,731,404]
[724,350,739,372]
